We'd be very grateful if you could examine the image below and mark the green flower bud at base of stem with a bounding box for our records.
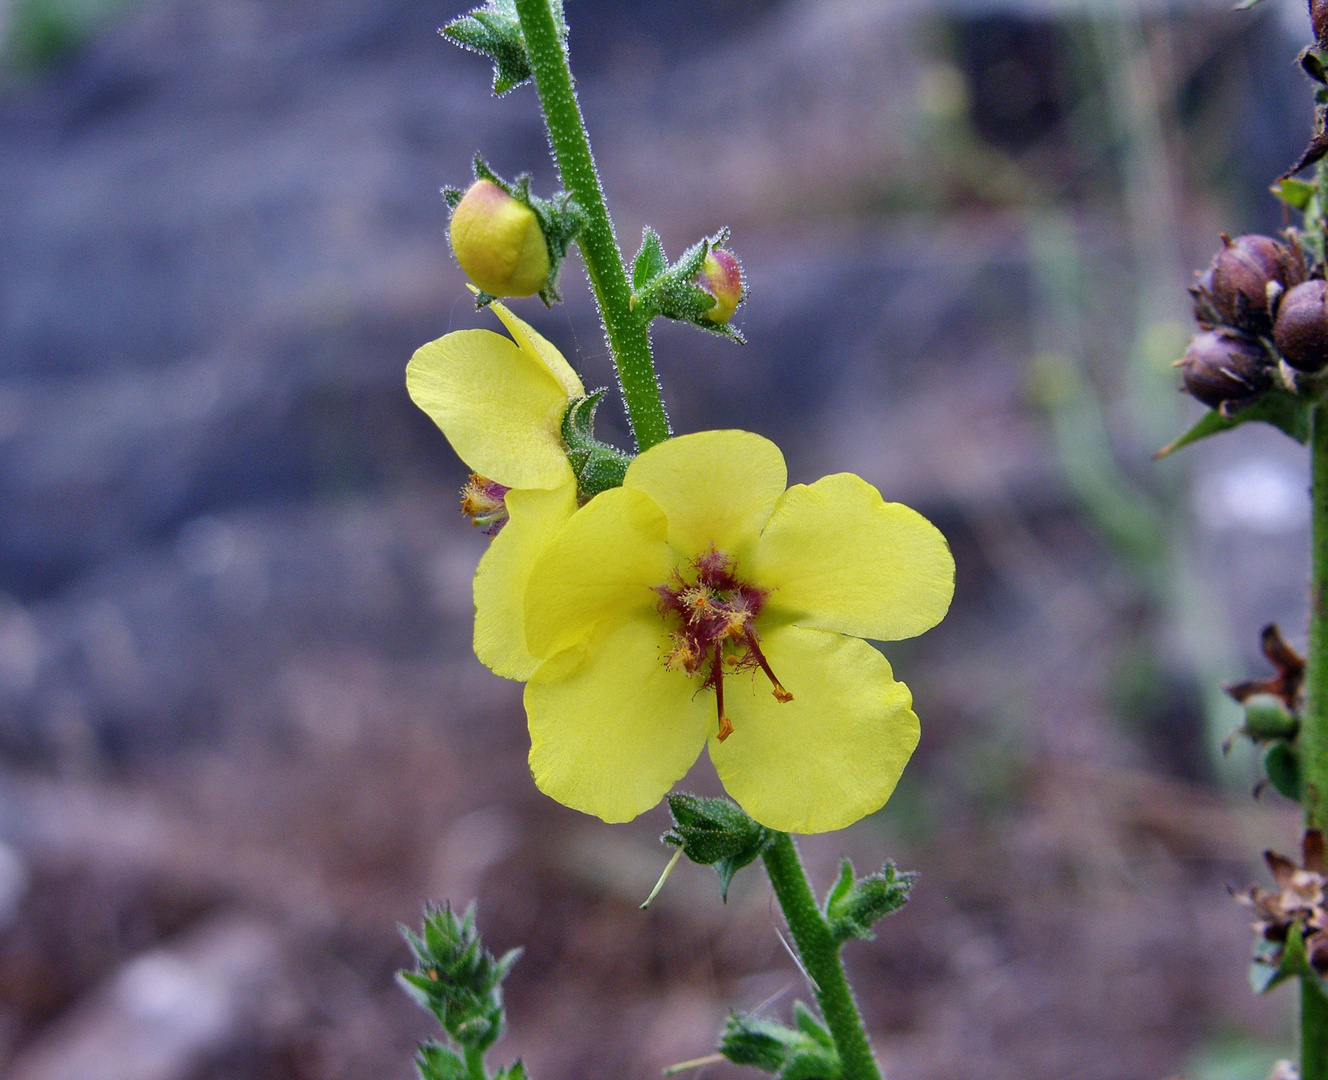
[450,179,551,298]
[698,248,743,325]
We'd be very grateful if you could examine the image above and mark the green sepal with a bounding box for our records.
[561,390,633,498]
[663,793,776,902]
[496,1063,529,1080]
[630,227,746,343]
[1250,923,1328,999]
[791,1001,835,1051]
[1244,695,1299,742]
[1264,740,1303,801]
[441,0,566,96]
[823,858,915,944]
[718,1005,841,1078]
[1156,391,1312,459]
[415,1042,470,1080]
[457,156,586,307]
[632,227,667,289]
[1272,178,1316,212]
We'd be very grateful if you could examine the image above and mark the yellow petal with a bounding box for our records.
[473,481,579,680]
[406,329,573,490]
[526,615,712,823]
[624,430,787,560]
[752,473,954,642]
[524,486,675,660]
[710,626,919,833]
[483,297,585,399]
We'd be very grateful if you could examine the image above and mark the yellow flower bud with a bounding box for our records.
[698,248,743,324]
[449,179,551,297]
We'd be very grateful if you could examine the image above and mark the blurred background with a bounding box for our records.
[0,0,1323,1076]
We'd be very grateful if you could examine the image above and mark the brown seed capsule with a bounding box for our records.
[1207,234,1304,333]
[1275,279,1328,372]
[1179,330,1272,409]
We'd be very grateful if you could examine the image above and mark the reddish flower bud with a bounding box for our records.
[1314,0,1328,46]
[1274,279,1328,372]
[449,180,550,298]
[1206,234,1304,333]
[1178,330,1272,409]
[697,248,743,324]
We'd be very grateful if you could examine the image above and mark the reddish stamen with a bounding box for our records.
[744,629,793,703]
[713,644,733,741]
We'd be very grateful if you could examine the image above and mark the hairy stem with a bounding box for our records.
[1305,402,1328,1079]
[1305,982,1328,1080]
[464,1046,487,1080]
[1308,403,1328,831]
[762,833,884,1080]
[512,0,670,452]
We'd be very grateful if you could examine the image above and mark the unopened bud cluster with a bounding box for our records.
[397,903,527,1080]
[1179,232,1323,411]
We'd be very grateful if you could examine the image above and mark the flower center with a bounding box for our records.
[655,547,792,742]
[460,474,511,536]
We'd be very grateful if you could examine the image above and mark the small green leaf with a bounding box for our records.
[1272,178,1316,211]
[632,228,667,290]
[1265,740,1303,801]
[824,859,856,915]
[791,1001,834,1050]
[441,0,566,97]
[1233,0,1269,9]
[561,390,632,498]
[415,1041,470,1080]
[1156,391,1312,459]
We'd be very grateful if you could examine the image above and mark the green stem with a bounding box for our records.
[762,833,883,1080]
[512,0,670,452]
[1305,982,1328,1080]
[464,1046,487,1080]
[1304,403,1328,1080]
[1308,403,1328,831]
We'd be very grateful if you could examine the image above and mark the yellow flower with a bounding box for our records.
[406,299,582,680]
[520,430,955,834]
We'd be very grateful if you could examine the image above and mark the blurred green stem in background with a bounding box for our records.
[512,0,671,452]
[1031,4,1242,781]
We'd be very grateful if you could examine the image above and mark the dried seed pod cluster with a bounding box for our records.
[1236,830,1328,985]
[1180,232,1325,410]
